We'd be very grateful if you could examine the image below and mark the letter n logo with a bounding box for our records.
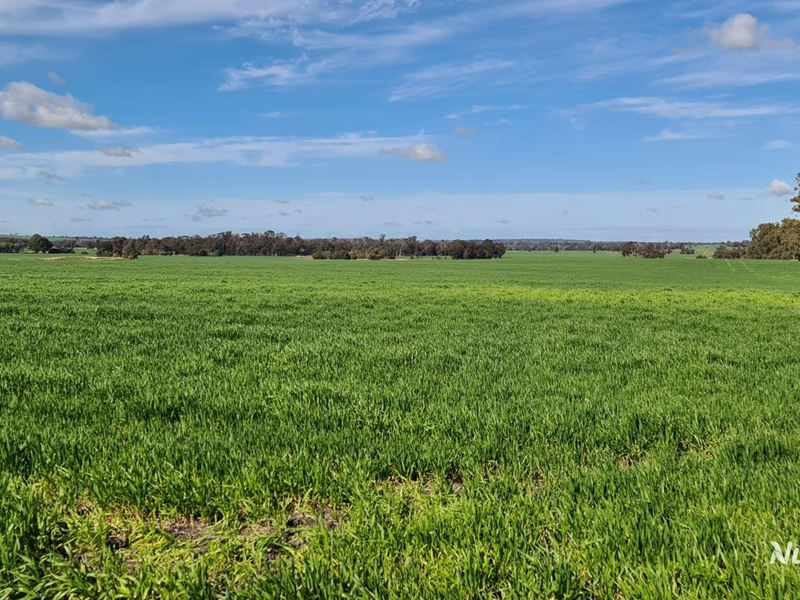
[771,542,793,565]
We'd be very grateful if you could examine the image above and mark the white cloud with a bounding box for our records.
[591,96,794,120]
[28,196,53,207]
[644,128,709,142]
[0,81,114,130]
[352,0,420,24]
[47,70,65,85]
[0,133,438,178]
[220,56,343,90]
[0,135,22,150]
[707,14,794,51]
[0,0,628,35]
[446,104,527,120]
[389,59,520,101]
[0,41,55,67]
[761,139,793,151]
[767,179,794,197]
[72,126,156,139]
[85,200,132,211]
[381,143,446,162]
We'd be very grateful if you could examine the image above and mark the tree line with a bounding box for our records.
[12,232,506,260]
[726,172,800,260]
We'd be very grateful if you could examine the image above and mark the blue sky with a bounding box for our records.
[0,0,798,241]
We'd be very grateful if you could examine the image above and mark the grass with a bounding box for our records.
[1,251,800,598]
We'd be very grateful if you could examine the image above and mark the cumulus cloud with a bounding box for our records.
[381,143,446,162]
[101,145,137,158]
[28,196,53,207]
[0,81,114,130]
[85,200,132,211]
[707,14,794,51]
[767,180,794,197]
[0,135,22,150]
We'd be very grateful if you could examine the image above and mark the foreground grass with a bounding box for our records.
[1,252,800,598]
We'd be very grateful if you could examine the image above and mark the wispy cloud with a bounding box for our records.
[192,204,228,221]
[47,70,66,85]
[761,139,793,151]
[446,104,528,120]
[590,96,796,120]
[644,128,711,142]
[0,135,22,150]
[390,58,522,101]
[0,133,441,178]
[220,55,344,91]
[72,126,157,140]
[100,145,137,158]
[0,41,54,67]
[37,170,64,182]
[380,143,446,162]
[28,196,53,207]
[85,200,132,211]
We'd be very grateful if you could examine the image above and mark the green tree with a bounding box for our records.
[792,172,800,213]
[27,234,53,254]
[121,240,140,260]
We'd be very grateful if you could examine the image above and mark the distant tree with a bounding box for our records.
[96,240,114,257]
[792,172,800,213]
[636,243,668,259]
[621,242,636,257]
[680,245,695,255]
[27,234,52,254]
[748,220,800,260]
[121,240,140,260]
[713,245,747,259]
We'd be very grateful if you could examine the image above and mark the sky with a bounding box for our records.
[0,0,799,241]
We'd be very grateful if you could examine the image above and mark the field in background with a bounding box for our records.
[1,251,800,597]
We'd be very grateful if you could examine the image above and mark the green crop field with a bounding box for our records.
[1,251,800,598]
